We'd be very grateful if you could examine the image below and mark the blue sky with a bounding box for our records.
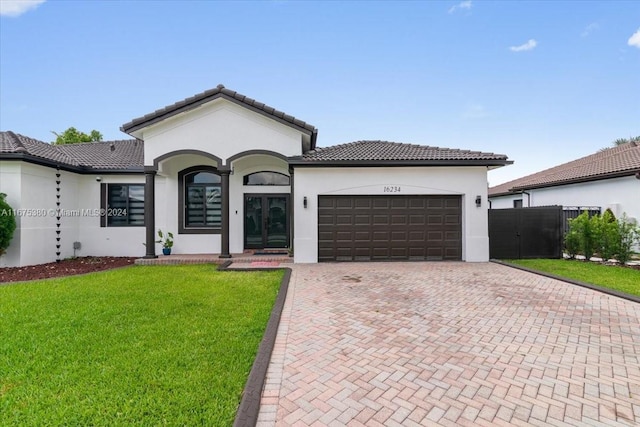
[1,0,639,186]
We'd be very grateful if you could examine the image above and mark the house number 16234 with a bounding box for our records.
[383,186,401,193]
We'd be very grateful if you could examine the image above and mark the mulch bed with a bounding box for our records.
[0,257,137,283]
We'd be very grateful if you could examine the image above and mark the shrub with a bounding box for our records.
[564,230,580,259]
[616,213,640,265]
[569,211,598,261]
[596,209,620,262]
[0,193,17,256]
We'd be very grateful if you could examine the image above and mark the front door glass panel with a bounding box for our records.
[244,195,289,248]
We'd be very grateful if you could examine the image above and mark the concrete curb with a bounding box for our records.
[491,259,640,304]
[217,261,291,427]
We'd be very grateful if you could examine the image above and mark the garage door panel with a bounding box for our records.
[318,214,334,225]
[445,198,461,208]
[409,231,425,241]
[372,231,390,241]
[445,214,460,224]
[318,195,461,262]
[354,231,371,241]
[391,215,407,225]
[427,215,443,225]
[370,198,387,208]
[427,198,444,208]
[391,233,408,243]
[354,215,371,225]
[410,215,425,225]
[373,215,390,225]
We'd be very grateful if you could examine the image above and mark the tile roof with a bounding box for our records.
[295,140,510,164]
[489,142,640,196]
[0,131,78,165]
[0,131,144,171]
[121,84,317,136]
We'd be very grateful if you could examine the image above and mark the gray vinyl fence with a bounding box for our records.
[489,205,602,259]
[489,206,564,259]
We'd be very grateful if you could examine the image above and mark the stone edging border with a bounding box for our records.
[215,261,291,427]
[491,259,640,304]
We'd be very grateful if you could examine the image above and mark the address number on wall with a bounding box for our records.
[383,186,401,193]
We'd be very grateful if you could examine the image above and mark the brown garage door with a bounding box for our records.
[318,195,462,262]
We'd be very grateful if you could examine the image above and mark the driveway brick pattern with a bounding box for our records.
[257,262,640,426]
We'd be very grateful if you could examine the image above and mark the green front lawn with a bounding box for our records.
[506,259,640,297]
[0,265,283,426]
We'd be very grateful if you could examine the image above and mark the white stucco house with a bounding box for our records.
[0,85,511,267]
[488,142,640,224]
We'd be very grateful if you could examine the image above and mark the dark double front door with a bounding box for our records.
[244,194,289,249]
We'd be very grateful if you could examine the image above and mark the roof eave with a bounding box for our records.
[121,91,316,138]
[288,159,512,167]
[0,153,144,174]
[509,169,640,192]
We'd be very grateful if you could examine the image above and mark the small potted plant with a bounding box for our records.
[156,229,174,255]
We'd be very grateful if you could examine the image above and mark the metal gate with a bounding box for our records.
[489,206,563,259]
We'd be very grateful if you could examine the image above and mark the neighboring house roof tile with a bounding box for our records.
[0,131,79,165]
[56,139,144,170]
[120,84,317,136]
[489,142,640,196]
[0,131,144,171]
[294,140,510,164]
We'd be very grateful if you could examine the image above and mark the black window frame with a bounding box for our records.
[243,171,290,186]
[513,199,523,208]
[100,183,145,227]
[178,166,222,235]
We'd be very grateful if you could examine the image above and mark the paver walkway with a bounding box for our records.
[256,262,640,426]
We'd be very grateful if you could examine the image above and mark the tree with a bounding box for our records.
[51,127,103,145]
[0,193,17,256]
[612,136,640,146]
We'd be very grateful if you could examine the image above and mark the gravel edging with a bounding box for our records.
[491,259,640,304]
[216,261,291,427]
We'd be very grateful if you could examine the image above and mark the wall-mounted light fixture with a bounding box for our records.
[96,176,102,182]
[303,196,308,208]
[475,195,481,207]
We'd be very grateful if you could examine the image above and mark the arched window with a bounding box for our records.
[179,166,222,233]
[243,171,290,186]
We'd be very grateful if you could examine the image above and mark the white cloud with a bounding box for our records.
[509,39,538,52]
[628,28,640,48]
[448,1,472,14]
[0,0,45,17]
[462,103,488,119]
[581,23,599,37]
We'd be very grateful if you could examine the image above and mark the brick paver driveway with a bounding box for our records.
[257,262,640,426]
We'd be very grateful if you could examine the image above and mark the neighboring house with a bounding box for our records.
[488,142,640,223]
[0,84,511,267]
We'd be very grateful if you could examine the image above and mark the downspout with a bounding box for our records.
[289,165,294,257]
[521,191,531,207]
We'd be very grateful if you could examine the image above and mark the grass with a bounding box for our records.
[0,265,283,426]
[506,259,640,297]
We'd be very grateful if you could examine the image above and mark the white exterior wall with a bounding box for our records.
[489,176,640,222]
[0,161,22,267]
[0,162,82,267]
[76,174,146,258]
[0,161,146,267]
[142,97,304,255]
[293,166,491,263]
[229,154,290,254]
[154,155,220,254]
[489,193,522,209]
[141,98,304,163]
